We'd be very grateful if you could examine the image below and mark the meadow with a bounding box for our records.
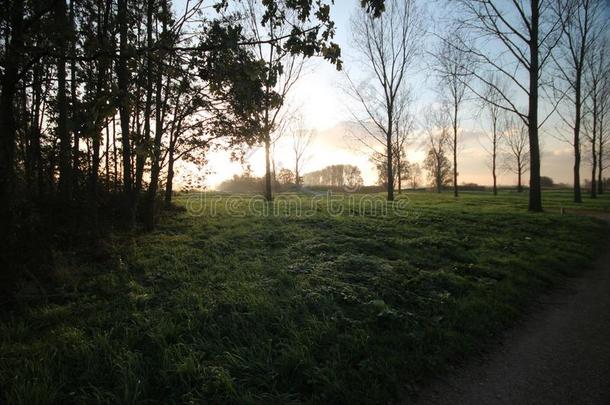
[1,190,609,404]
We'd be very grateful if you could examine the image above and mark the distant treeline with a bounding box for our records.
[217,164,365,193]
[216,172,583,194]
[302,165,364,189]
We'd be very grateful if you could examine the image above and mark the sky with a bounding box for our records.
[175,0,590,189]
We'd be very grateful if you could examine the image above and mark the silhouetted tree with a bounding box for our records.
[422,104,452,193]
[371,145,410,190]
[451,0,564,211]
[583,30,610,196]
[432,29,471,197]
[406,162,422,189]
[479,74,506,195]
[552,0,606,202]
[290,116,315,187]
[503,117,530,192]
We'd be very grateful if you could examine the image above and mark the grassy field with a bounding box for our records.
[1,190,609,404]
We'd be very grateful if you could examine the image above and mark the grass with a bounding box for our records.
[1,190,609,404]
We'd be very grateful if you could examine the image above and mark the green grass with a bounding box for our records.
[1,190,609,404]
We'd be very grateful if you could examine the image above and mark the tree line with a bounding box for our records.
[345,0,609,209]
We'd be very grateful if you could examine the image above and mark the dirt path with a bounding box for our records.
[414,217,610,405]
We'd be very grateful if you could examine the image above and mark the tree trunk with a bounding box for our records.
[70,0,79,190]
[453,103,458,197]
[164,150,175,206]
[105,120,110,188]
[164,114,182,206]
[590,95,597,198]
[28,63,43,198]
[145,0,168,230]
[56,0,72,202]
[573,69,582,203]
[295,161,300,189]
[599,110,605,194]
[492,119,497,195]
[527,0,543,212]
[116,0,135,227]
[436,155,442,193]
[396,148,402,194]
[89,0,110,232]
[591,145,597,198]
[386,122,394,201]
[137,0,155,197]
[112,115,118,193]
[264,133,273,201]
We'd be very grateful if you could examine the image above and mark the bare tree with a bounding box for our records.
[584,32,610,196]
[290,116,315,187]
[450,0,563,211]
[406,162,422,189]
[345,0,423,201]
[552,0,606,202]
[367,88,416,193]
[503,116,530,192]
[422,104,452,193]
[596,50,610,194]
[394,90,416,194]
[478,73,506,195]
[432,30,471,197]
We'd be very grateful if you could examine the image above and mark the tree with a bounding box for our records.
[540,176,555,187]
[54,0,72,202]
[144,0,171,230]
[432,29,471,197]
[393,90,416,193]
[161,77,225,207]
[422,104,452,193]
[115,0,135,226]
[370,145,410,190]
[290,116,315,187]
[584,31,610,196]
[241,0,305,201]
[479,74,506,195]
[345,0,423,201]
[503,116,530,192]
[0,0,26,280]
[552,0,606,202]
[302,165,363,190]
[451,0,564,211]
[424,148,452,192]
[277,168,295,185]
[405,162,422,189]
